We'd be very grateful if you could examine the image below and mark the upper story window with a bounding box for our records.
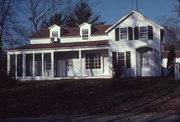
[82,29,89,40]
[120,28,128,40]
[52,31,58,38]
[139,26,148,39]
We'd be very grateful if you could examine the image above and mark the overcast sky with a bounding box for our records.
[91,0,179,24]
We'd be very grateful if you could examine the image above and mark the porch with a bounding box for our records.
[7,47,111,80]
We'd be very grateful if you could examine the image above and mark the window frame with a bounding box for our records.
[117,52,125,67]
[139,26,148,39]
[113,51,131,68]
[85,52,101,69]
[52,31,58,38]
[119,27,128,40]
[82,29,89,40]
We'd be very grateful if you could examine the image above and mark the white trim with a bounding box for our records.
[51,52,54,77]
[7,53,10,75]
[42,53,44,77]
[15,54,17,78]
[7,46,109,53]
[48,24,61,29]
[32,53,35,77]
[79,50,82,77]
[79,22,91,27]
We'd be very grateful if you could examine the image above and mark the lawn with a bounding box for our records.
[0,78,180,118]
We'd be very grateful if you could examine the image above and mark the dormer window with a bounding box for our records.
[82,29,89,40]
[120,28,128,40]
[52,31,58,38]
[140,26,148,39]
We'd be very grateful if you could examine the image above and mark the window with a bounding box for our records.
[17,54,23,77]
[117,52,125,67]
[86,53,101,69]
[43,53,51,76]
[35,54,42,76]
[52,31,58,37]
[120,28,128,40]
[82,29,89,40]
[140,26,148,39]
[112,51,131,68]
[26,54,33,76]
[10,55,15,76]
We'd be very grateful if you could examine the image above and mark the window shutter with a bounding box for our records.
[126,51,131,68]
[115,28,119,41]
[134,27,139,40]
[128,27,133,40]
[160,29,164,41]
[112,52,117,68]
[148,26,153,39]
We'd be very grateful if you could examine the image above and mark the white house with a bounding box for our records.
[6,10,164,80]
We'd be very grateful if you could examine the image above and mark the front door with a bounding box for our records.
[141,50,153,76]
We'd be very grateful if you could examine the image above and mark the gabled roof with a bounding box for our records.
[8,40,109,51]
[79,22,91,27]
[106,10,163,33]
[29,25,112,39]
[48,24,60,29]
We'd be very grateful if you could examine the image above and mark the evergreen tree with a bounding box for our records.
[41,13,66,28]
[72,0,105,26]
[167,45,176,75]
[41,0,105,27]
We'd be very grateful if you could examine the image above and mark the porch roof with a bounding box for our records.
[8,40,109,51]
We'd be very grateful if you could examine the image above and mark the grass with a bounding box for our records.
[0,77,180,118]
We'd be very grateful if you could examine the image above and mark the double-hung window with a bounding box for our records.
[117,52,125,67]
[52,31,58,38]
[86,53,101,69]
[120,28,128,40]
[112,51,131,68]
[139,26,148,39]
[82,29,89,40]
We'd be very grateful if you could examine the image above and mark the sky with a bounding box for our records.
[91,0,179,25]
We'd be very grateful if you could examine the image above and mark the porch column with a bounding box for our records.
[108,49,112,77]
[51,52,54,77]
[153,48,155,77]
[7,53,10,75]
[79,50,82,77]
[42,53,44,77]
[32,53,35,77]
[22,53,26,78]
[15,54,17,78]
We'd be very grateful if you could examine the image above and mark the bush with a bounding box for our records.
[0,70,16,88]
[113,62,122,79]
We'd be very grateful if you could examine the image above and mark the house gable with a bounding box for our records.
[106,10,163,33]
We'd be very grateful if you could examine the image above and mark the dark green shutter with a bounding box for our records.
[115,28,119,41]
[128,27,133,40]
[112,52,117,68]
[134,27,139,40]
[126,51,131,68]
[160,29,164,41]
[148,26,153,39]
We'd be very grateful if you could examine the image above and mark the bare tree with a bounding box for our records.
[0,0,27,51]
[26,0,63,32]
